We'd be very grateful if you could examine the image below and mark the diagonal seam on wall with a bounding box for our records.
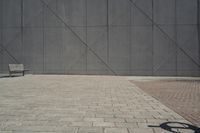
[68,0,132,73]
[154,28,198,72]
[40,0,117,75]
[0,44,20,63]
[0,0,55,65]
[0,0,54,54]
[128,0,200,72]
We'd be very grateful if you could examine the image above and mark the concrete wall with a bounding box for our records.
[0,0,200,76]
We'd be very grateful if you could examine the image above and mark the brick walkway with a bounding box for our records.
[131,79,200,127]
[0,75,195,133]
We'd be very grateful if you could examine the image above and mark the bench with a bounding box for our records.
[8,64,29,77]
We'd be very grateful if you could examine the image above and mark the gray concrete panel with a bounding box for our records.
[87,0,107,26]
[61,0,86,27]
[109,27,130,75]
[177,25,199,61]
[44,28,64,74]
[44,3,64,28]
[87,51,111,75]
[131,26,153,75]
[2,53,14,73]
[43,0,60,12]
[0,53,2,73]
[0,0,2,29]
[177,50,200,76]
[153,26,177,76]
[2,28,22,71]
[109,0,131,26]
[71,27,87,43]
[0,0,3,73]
[87,27,107,61]
[0,0,199,76]
[87,27,108,74]
[2,28,22,58]
[0,34,2,73]
[0,45,2,73]
[159,25,176,40]
[62,28,86,74]
[134,0,153,19]
[132,5,152,26]
[23,28,44,73]
[177,25,200,76]
[176,0,198,24]
[2,0,21,28]
[154,0,175,25]
[24,0,43,28]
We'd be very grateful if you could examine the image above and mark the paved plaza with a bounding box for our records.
[0,75,198,133]
[131,78,200,127]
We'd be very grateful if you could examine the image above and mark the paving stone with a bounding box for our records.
[132,80,200,127]
[126,118,147,123]
[104,128,128,133]
[84,118,104,122]
[114,114,133,118]
[4,126,78,132]
[128,128,154,133]
[70,122,92,127]
[60,117,83,122]
[104,118,125,123]
[93,122,115,127]
[0,75,192,133]
[95,114,114,118]
[115,122,138,128]
[78,127,103,133]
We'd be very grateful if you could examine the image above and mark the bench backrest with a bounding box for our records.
[9,64,24,72]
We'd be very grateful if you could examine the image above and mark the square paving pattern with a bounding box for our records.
[0,75,195,133]
[132,79,200,127]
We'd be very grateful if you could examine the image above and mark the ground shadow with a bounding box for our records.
[149,122,200,133]
[0,75,10,78]
[0,75,23,78]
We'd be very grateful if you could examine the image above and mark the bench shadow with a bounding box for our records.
[0,75,23,78]
[148,122,200,133]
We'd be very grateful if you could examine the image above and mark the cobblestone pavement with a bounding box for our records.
[0,75,196,133]
[131,79,200,128]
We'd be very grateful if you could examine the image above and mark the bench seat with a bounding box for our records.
[8,64,29,77]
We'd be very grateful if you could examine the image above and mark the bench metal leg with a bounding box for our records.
[23,71,24,76]
[9,72,11,77]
